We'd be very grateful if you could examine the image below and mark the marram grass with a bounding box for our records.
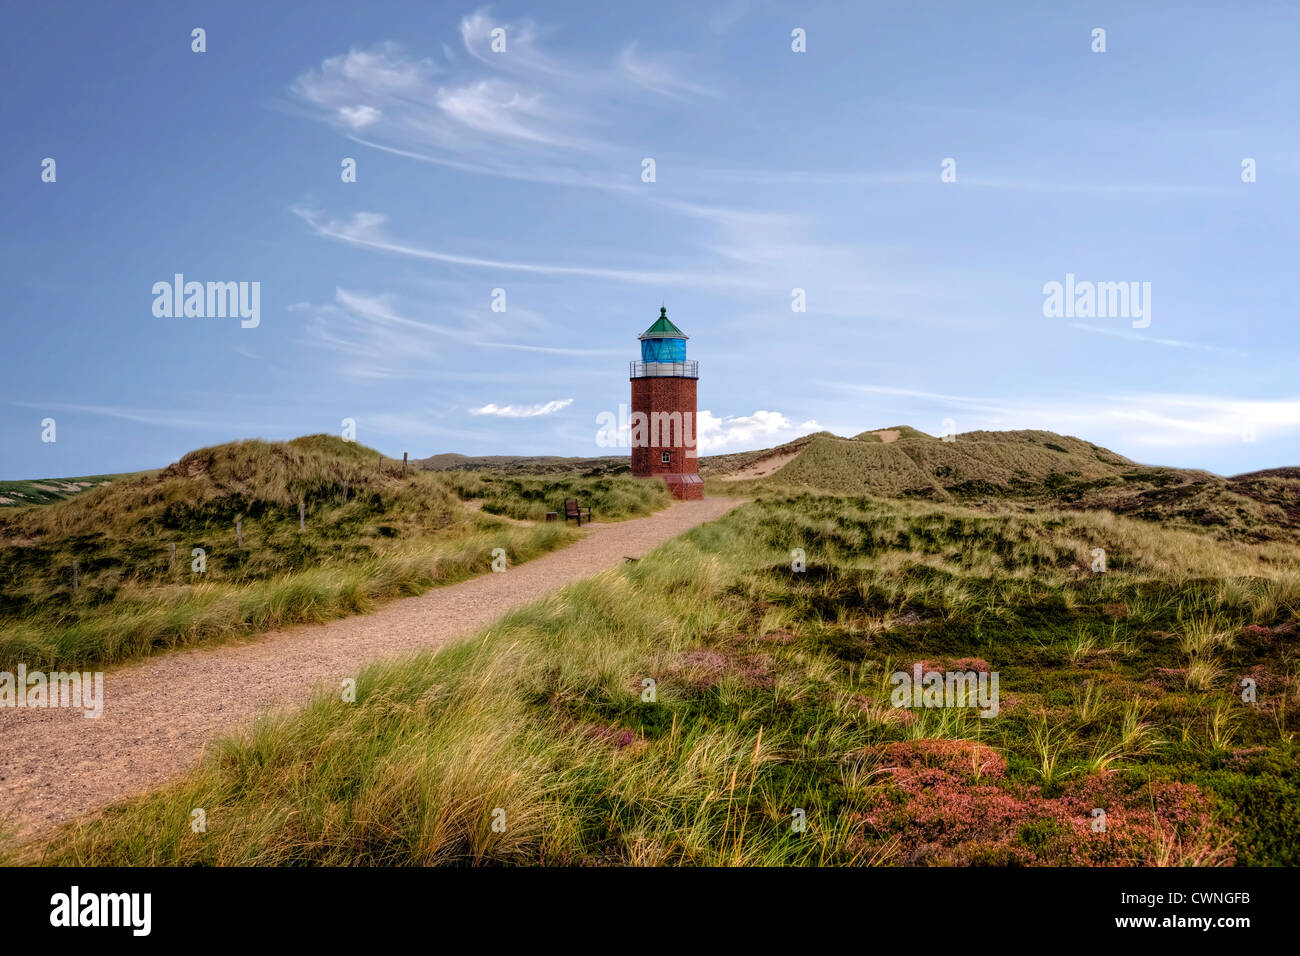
[0,435,670,671]
[0,523,574,671]
[18,494,1300,867]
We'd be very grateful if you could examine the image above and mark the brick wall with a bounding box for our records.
[629,376,698,477]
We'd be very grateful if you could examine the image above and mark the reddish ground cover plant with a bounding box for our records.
[664,648,776,689]
[1238,663,1285,695]
[856,739,1234,866]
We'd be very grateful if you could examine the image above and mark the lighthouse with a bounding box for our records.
[629,306,703,500]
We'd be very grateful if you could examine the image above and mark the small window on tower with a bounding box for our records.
[661,450,671,464]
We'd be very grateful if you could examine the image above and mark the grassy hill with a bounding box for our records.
[0,473,129,507]
[852,425,938,443]
[707,427,1300,542]
[370,426,1300,542]
[697,432,832,477]
[0,435,667,670]
[716,427,1135,499]
[418,451,629,476]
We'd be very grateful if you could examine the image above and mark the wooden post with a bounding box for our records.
[236,518,243,548]
[403,452,408,475]
[299,500,305,531]
[342,480,349,502]
[168,542,176,565]
[72,560,79,591]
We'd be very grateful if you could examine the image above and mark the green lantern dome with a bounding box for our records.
[638,307,687,362]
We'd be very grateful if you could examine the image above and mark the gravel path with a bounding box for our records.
[0,496,743,840]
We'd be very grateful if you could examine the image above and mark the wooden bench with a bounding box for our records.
[563,499,591,526]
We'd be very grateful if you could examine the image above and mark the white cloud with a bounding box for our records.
[292,43,439,114]
[338,104,381,129]
[1097,396,1300,447]
[459,11,563,77]
[818,381,1300,452]
[697,410,822,453]
[471,399,574,418]
[435,79,566,146]
[291,35,579,159]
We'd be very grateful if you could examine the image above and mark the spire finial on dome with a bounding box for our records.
[638,306,686,340]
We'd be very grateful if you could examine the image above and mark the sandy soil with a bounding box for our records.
[0,496,743,840]
[872,429,900,443]
[716,450,801,481]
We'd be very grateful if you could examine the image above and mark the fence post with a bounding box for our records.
[236,518,243,548]
[403,452,408,475]
[299,500,306,531]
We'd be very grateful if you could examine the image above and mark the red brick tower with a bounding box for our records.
[629,307,703,500]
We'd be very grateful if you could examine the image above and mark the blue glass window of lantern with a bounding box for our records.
[641,338,685,362]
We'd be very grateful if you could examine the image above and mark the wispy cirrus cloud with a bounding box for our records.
[617,42,722,99]
[475,342,622,357]
[285,12,933,313]
[435,79,573,146]
[296,8,1214,202]
[1066,323,1244,356]
[291,42,439,131]
[290,202,926,311]
[459,11,569,77]
[290,287,472,371]
[292,285,619,381]
[289,8,720,177]
[290,206,766,290]
[7,401,282,433]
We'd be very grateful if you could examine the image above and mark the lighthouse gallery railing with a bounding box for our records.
[629,360,698,379]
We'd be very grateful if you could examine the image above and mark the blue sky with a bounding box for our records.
[2,0,1297,480]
